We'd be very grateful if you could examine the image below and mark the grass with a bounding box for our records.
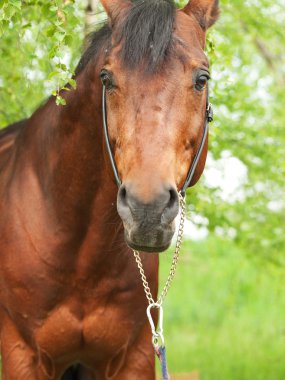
[158,236,285,380]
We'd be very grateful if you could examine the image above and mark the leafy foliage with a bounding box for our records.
[0,0,284,265]
[0,0,83,119]
[193,0,285,265]
[176,0,285,265]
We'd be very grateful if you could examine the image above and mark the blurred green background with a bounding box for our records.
[160,239,285,379]
[0,0,284,379]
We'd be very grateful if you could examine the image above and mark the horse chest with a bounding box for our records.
[34,286,145,365]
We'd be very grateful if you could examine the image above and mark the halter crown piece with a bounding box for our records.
[102,82,213,380]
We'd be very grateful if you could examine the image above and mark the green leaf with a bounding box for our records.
[54,31,66,42]
[55,62,67,71]
[48,70,60,80]
[55,95,66,106]
[68,78,77,89]
[64,34,73,45]
[9,0,21,10]
[49,5,58,12]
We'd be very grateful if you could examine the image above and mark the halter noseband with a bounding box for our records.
[102,84,213,197]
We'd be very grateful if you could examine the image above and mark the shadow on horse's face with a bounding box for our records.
[101,0,219,252]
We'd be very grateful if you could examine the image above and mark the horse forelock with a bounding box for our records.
[116,0,176,72]
[76,0,177,76]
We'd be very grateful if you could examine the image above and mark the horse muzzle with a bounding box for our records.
[117,184,179,252]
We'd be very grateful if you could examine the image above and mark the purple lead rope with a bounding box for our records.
[155,345,171,380]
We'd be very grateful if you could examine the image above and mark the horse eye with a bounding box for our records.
[100,70,113,89]
[195,71,210,91]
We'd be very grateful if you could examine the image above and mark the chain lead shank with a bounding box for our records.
[132,193,186,306]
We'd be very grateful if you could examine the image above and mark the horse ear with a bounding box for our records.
[101,0,130,22]
[182,0,220,29]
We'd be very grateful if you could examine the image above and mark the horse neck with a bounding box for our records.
[19,61,118,237]
[12,61,158,291]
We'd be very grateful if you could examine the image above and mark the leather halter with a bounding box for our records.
[102,84,213,197]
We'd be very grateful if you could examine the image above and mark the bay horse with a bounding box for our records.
[0,0,219,378]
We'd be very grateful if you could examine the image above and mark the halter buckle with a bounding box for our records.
[207,103,214,123]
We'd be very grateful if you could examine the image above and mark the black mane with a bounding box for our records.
[76,0,176,75]
[75,24,112,75]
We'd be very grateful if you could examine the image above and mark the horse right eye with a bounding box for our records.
[100,70,113,89]
[195,70,210,91]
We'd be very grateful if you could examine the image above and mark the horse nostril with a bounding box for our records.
[120,185,127,204]
[117,184,132,222]
[168,188,178,209]
[161,188,179,224]
[118,184,179,226]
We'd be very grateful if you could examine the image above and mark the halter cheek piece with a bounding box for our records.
[102,84,213,197]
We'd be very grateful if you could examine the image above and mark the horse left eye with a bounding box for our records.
[195,72,210,91]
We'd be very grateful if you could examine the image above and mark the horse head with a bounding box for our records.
[100,0,219,252]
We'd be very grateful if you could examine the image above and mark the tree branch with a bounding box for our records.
[254,37,275,69]
[85,0,100,34]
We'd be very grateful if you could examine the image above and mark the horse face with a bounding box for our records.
[101,0,219,252]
